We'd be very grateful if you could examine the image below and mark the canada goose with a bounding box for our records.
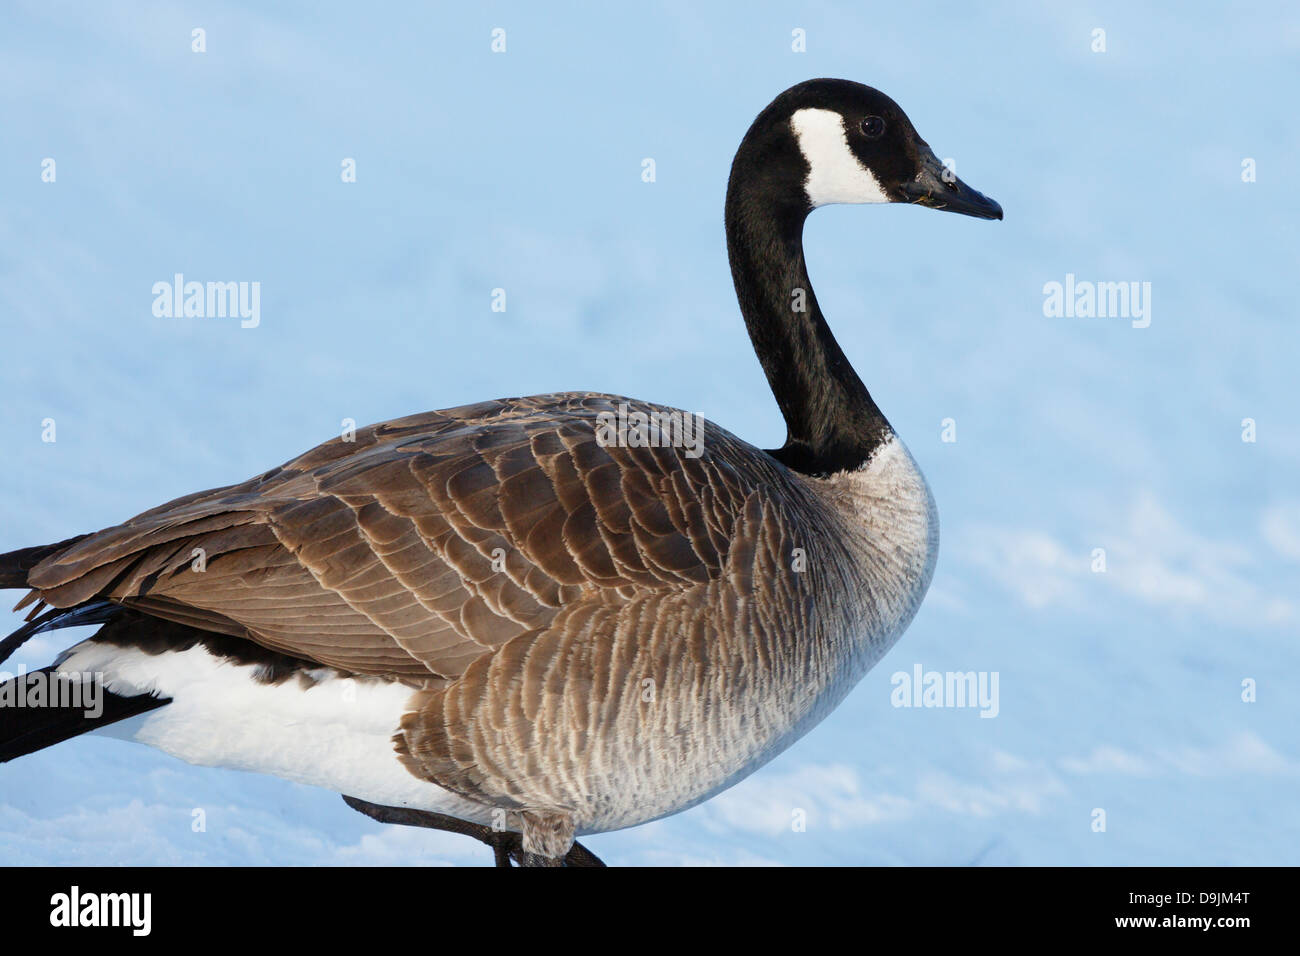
[0,78,1001,867]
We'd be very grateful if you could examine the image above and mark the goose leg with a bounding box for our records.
[341,795,605,867]
[492,838,515,868]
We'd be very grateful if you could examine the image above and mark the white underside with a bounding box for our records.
[55,642,493,824]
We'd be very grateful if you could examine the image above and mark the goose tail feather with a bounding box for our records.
[0,536,88,590]
[0,665,170,763]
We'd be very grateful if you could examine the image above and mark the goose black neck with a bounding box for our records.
[725,138,891,477]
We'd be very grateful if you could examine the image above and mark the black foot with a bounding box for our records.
[341,795,606,868]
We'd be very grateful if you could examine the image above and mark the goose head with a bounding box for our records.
[731,78,1003,222]
[725,78,1002,476]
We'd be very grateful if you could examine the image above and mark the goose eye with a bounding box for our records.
[860,115,885,139]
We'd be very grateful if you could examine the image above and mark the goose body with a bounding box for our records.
[0,79,1000,863]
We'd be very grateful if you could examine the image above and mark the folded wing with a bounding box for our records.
[25,394,784,683]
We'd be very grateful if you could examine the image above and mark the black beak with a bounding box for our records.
[898,146,1003,220]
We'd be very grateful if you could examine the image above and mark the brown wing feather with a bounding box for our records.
[23,394,794,684]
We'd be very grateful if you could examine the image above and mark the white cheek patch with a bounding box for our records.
[790,108,890,207]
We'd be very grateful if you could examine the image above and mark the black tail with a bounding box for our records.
[0,666,170,763]
[0,601,120,668]
[1,598,173,763]
[0,535,88,590]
